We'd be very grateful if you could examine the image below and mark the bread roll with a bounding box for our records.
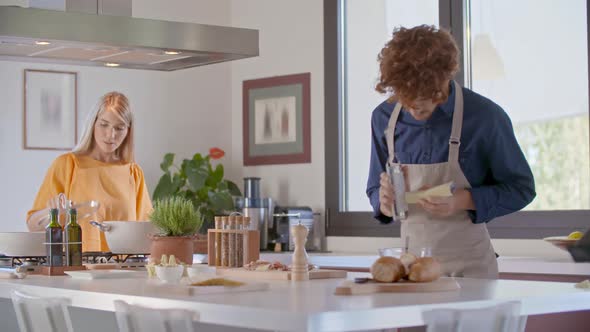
[399,252,417,277]
[408,257,441,282]
[370,256,404,282]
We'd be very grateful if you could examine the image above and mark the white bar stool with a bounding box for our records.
[422,301,527,332]
[10,290,74,332]
[114,300,200,332]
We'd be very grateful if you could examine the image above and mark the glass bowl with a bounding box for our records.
[186,264,215,281]
[155,265,184,283]
[378,247,432,258]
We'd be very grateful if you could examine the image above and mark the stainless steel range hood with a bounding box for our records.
[0,3,259,71]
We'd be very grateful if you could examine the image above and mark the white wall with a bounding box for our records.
[0,0,236,231]
[229,0,325,213]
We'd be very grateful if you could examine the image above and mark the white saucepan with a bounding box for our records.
[0,232,46,257]
[90,221,157,254]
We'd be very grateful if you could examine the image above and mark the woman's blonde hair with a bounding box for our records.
[72,91,134,163]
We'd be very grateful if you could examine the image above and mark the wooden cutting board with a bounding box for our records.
[216,268,347,280]
[334,277,460,295]
[137,279,269,296]
[188,281,269,295]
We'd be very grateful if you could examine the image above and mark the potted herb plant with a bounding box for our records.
[149,196,203,265]
[152,147,241,253]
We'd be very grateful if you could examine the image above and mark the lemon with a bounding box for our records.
[568,231,584,240]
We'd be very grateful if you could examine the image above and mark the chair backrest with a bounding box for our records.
[114,300,199,332]
[422,301,527,332]
[10,290,74,332]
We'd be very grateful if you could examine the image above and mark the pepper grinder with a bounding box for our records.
[290,223,309,281]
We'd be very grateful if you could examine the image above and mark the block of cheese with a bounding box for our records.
[405,181,454,204]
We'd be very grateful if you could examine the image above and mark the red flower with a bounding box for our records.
[209,147,225,160]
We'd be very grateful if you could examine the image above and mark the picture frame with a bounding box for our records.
[23,69,77,150]
[242,72,311,166]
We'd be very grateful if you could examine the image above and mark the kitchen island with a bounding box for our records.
[258,252,590,277]
[1,270,589,332]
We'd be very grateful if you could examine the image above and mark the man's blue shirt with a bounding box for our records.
[366,82,536,224]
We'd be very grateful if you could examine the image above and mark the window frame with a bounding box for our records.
[324,0,590,238]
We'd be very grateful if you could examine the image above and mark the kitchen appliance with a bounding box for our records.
[272,206,324,252]
[0,0,258,71]
[386,163,408,220]
[239,177,273,250]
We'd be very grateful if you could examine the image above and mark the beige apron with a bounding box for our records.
[385,81,498,279]
[69,161,137,252]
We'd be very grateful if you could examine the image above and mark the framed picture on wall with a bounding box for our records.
[242,72,311,166]
[23,69,77,150]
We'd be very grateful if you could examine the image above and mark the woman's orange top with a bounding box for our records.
[27,153,153,252]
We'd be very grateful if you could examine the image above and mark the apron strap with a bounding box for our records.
[385,102,403,165]
[385,81,464,165]
[448,81,464,163]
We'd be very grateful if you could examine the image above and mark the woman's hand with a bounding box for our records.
[418,188,475,218]
[379,172,395,217]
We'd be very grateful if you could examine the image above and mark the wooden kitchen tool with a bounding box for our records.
[207,229,259,267]
[334,277,460,295]
[216,268,347,280]
[291,223,309,281]
[188,280,269,295]
[40,265,87,276]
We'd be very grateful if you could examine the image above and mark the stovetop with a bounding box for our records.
[0,252,149,270]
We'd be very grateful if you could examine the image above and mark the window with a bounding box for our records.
[467,0,589,210]
[343,0,439,211]
[325,0,590,238]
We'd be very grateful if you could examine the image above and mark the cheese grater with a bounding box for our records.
[386,163,408,220]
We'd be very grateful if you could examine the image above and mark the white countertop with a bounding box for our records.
[1,272,590,331]
[257,253,590,276]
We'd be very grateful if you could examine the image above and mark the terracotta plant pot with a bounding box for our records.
[150,235,194,265]
[193,234,208,254]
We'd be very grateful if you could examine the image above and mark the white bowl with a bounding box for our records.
[187,265,215,280]
[0,232,45,256]
[155,265,184,283]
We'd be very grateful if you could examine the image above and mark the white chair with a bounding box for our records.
[422,301,527,332]
[114,300,199,332]
[10,290,74,332]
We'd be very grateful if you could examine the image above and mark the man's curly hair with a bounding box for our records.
[375,25,459,106]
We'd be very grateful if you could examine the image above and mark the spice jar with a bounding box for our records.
[228,215,237,267]
[221,216,229,267]
[214,216,222,266]
[243,216,251,264]
[236,216,244,267]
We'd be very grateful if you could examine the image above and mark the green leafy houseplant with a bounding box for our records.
[152,147,241,232]
[149,196,203,236]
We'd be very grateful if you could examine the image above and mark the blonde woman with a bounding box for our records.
[27,92,153,252]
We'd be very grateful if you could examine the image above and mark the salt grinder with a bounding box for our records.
[290,223,309,281]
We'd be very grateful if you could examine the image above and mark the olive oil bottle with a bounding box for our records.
[46,208,63,266]
[65,208,82,266]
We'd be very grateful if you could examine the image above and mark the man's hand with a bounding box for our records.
[418,188,475,218]
[379,172,395,217]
